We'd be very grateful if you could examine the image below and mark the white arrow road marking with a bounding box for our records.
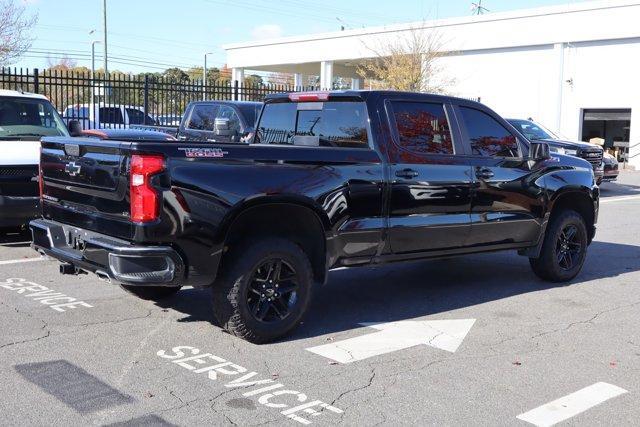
[516,382,628,427]
[306,319,476,364]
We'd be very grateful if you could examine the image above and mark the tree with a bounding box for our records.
[356,26,455,94]
[244,74,264,87]
[46,57,78,71]
[0,0,37,66]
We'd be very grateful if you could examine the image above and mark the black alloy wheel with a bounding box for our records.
[212,237,313,343]
[529,209,588,282]
[246,258,299,323]
[555,224,583,271]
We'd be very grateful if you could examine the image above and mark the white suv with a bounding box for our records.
[0,90,69,228]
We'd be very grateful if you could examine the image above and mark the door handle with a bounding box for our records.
[475,167,494,179]
[395,168,419,179]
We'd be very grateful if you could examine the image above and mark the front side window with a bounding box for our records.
[186,104,219,131]
[257,101,368,148]
[460,107,520,157]
[391,101,454,155]
[0,97,69,139]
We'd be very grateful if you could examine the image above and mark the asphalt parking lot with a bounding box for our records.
[2,172,640,426]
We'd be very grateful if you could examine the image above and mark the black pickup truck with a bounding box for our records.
[30,91,599,343]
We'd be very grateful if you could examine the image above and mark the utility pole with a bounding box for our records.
[203,52,212,101]
[91,40,101,127]
[103,0,108,76]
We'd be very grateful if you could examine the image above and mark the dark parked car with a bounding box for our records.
[132,100,262,143]
[507,118,605,184]
[31,91,599,343]
[602,152,619,183]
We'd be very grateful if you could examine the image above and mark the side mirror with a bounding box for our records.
[67,120,82,137]
[529,141,550,161]
[214,117,232,136]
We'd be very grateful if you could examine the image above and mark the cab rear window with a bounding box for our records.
[256,101,369,148]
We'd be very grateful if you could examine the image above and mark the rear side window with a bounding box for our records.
[257,101,368,148]
[390,102,454,155]
[460,107,520,157]
[186,104,220,131]
[64,106,89,119]
[99,107,124,124]
[126,108,151,125]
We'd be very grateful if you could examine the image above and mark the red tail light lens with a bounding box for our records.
[130,154,164,222]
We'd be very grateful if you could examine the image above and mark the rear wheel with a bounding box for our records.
[529,209,588,282]
[212,238,313,344]
[120,285,181,300]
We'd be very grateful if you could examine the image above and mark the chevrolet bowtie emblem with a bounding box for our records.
[65,161,81,177]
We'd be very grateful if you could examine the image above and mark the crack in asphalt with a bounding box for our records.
[530,299,640,340]
[0,328,51,349]
[77,309,153,328]
[329,366,376,421]
[0,306,156,350]
[482,299,640,348]
[0,301,51,349]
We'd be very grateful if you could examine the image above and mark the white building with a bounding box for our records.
[224,0,640,165]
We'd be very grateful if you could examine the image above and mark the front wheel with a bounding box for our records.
[120,284,182,300]
[212,238,313,344]
[529,210,588,282]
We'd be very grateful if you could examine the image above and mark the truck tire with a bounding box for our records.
[529,209,588,282]
[120,285,182,300]
[212,238,313,344]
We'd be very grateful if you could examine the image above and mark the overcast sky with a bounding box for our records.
[19,0,588,74]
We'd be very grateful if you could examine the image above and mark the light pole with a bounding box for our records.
[89,32,101,129]
[203,52,212,101]
[103,0,108,76]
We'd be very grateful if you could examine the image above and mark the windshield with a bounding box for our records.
[0,97,69,139]
[508,119,554,141]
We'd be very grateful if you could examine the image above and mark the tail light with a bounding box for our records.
[130,154,164,222]
[288,91,330,102]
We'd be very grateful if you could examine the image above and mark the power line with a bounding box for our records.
[23,50,197,71]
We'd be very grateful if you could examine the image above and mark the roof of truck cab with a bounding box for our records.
[189,100,262,106]
[0,89,48,100]
[264,90,483,106]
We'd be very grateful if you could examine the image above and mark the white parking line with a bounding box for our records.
[516,382,627,427]
[601,194,640,203]
[0,257,47,266]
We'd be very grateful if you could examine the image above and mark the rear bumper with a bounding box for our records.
[0,196,39,227]
[603,168,619,182]
[30,218,184,287]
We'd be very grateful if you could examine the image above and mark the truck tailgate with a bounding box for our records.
[40,137,133,237]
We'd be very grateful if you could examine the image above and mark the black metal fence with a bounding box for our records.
[0,67,305,129]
